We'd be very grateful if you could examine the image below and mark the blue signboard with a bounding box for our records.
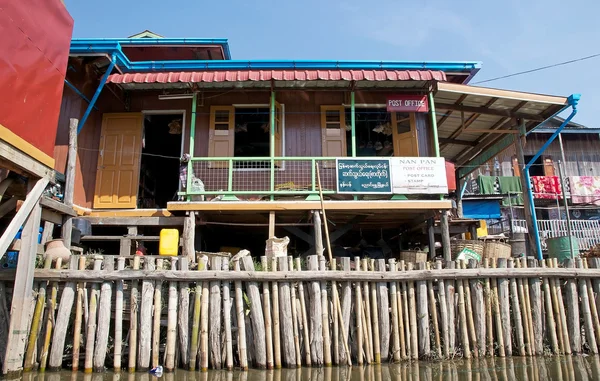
[336,158,392,194]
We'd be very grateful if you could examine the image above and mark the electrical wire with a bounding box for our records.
[473,53,600,85]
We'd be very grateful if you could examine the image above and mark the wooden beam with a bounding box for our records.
[439,138,477,147]
[80,235,161,241]
[41,208,63,225]
[82,216,185,226]
[0,197,17,219]
[2,201,42,375]
[8,239,45,255]
[5,267,600,283]
[0,139,53,180]
[436,94,467,129]
[283,226,314,245]
[88,209,174,218]
[40,197,77,217]
[168,200,453,212]
[62,118,78,249]
[440,98,499,150]
[436,102,544,122]
[0,178,48,261]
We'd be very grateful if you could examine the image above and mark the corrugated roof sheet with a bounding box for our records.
[107,69,446,84]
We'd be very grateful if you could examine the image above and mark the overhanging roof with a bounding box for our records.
[434,82,570,163]
[106,69,446,90]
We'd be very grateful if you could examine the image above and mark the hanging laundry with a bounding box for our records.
[476,175,498,195]
[531,176,562,199]
[497,176,523,206]
[569,176,600,205]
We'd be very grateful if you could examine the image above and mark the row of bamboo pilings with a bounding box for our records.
[6,254,600,373]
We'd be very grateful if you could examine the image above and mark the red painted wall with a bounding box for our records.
[0,0,73,157]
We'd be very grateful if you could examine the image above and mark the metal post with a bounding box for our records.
[558,160,575,258]
[558,133,567,169]
[428,92,440,158]
[77,54,116,134]
[351,91,356,157]
[186,93,197,201]
[270,91,276,200]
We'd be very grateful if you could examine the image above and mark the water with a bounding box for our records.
[12,357,600,381]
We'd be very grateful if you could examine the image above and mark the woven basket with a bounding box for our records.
[483,240,512,260]
[399,250,427,264]
[450,240,484,260]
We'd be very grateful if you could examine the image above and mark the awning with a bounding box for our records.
[434,82,570,164]
[107,69,447,90]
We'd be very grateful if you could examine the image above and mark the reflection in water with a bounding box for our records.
[13,356,600,381]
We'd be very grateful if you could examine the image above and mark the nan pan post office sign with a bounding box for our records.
[386,95,429,113]
[336,157,447,195]
[391,157,448,194]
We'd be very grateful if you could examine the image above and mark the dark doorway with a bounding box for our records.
[139,114,183,208]
[524,155,544,176]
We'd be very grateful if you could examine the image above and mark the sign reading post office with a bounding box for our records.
[336,159,392,194]
[390,157,448,194]
[386,94,429,113]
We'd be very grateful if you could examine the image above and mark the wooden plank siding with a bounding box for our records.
[54,85,433,208]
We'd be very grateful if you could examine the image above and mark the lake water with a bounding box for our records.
[11,356,600,381]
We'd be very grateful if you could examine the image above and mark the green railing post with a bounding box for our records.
[428,91,443,200]
[270,91,276,201]
[311,158,316,192]
[270,158,275,200]
[186,93,198,201]
[351,91,356,157]
[228,159,233,192]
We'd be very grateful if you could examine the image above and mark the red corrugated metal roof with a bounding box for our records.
[107,69,446,84]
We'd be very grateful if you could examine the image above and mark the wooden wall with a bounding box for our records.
[54,82,434,208]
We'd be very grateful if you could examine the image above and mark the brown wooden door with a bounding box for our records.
[392,112,419,157]
[93,113,143,209]
[208,106,235,167]
[543,156,555,176]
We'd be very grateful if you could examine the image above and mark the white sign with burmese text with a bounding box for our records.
[391,157,448,194]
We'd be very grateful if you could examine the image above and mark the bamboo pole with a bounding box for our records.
[40,257,62,371]
[295,257,311,367]
[515,258,532,356]
[84,257,103,373]
[200,259,211,371]
[436,261,449,358]
[551,258,571,354]
[307,255,323,366]
[151,259,164,369]
[278,256,296,368]
[468,259,485,357]
[339,257,352,366]
[376,259,390,362]
[395,261,407,360]
[508,259,525,356]
[483,259,494,357]
[72,255,87,371]
[271,256,282,369]
[546,258,565,354]
[178,257,190,369]
[319,255,332,366]
[416,261,430,358]
[49,256,77,370]
[577,258,598,354]
[526,258,543,356]
[354,256,364,365]
[461,260,478,358]
[456,260,471,359]
[261,256,274,369]
[128,256,141,372]
[289,256,301,368]
[113,257,126,371]
[166,257,179,372]
[564,259,582,353]
[209,256,222,370]
[491,259,505,357]
[583,258,600,347]
[24,256,52,371]
[541,259,559,354]
[233,257,248,370]
[189,257,204,371]
[369,259,381,363]
[240,255,267,369]
[445,260,457,355]
[400,260,411,360]
[361,258,374,362]
[221,258,233,371]
[407,262,418,360]
[332,258,339,366]
[389,259,401,362]
[497,259,511,357]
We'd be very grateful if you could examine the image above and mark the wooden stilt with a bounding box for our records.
[233,256,248,370]
[527,258,543,355]
[354,256,364,365]
[40,257,62,371]
[208,256,222,369]
[577,258,598,354]
[165,257,179,372]
[48,256,77,370]
[515,258,532,356]
[491,259,505,357]
[361,258,374,363]
[84,257,103,373]
[507,259,525,357]
[24,256,52,371]
[178,257,190,369]
[278,256,296,368]
[468,259,485,357]
[456,260,471,359]
[319,255,332,366]
[113,257,126,371]
[369,259,381,363]
[416,261,430,358]
[151,259,164,369]
[436,261,449,358]
[307,255,323,366]
[271,256,282,369]
[240,256,267,369]
[221,258,233,371]
[564,259,581,353]
[128,256,141,372]
[483,259,494,357]
[261,256,274,369]
[339,257,352,366]
[497,259,511,357]
[541,260,559,354]
[461,260,478,358]
[389,259,401,363]
[72,255,87,371]
[295,257,311,367]
[289,256,301,368]
[407,262,418,360]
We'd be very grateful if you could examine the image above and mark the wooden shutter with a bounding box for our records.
[391,112,419,157]
[93,113,143,209]
[320,106,347,157]
[543,156,555,176]
[208,106,235,167]
[512,156,521,177]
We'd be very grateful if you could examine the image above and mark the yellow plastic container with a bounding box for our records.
[159,229,179,256]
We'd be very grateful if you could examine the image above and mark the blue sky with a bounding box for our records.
[65,0,598,127]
